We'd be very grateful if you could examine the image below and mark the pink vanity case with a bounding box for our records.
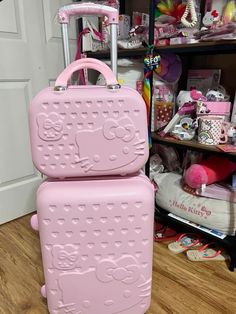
[29,58,148,178]
[31,173,154,314]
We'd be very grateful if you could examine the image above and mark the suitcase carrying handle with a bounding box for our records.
[58,3,119,24]
[55,58,119,90]
[58,3,118,76]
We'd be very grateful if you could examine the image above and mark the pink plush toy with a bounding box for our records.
[184,156,236,188]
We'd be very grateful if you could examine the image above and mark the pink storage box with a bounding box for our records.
[197,101,231,119]
[29,58,149,178]
[31,173,154,314]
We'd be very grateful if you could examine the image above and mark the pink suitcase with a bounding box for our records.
[29,3,149,179]
[31,173,154,314]
[30,4,154,314]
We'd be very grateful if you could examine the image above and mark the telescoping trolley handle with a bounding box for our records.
[58,2,119,77]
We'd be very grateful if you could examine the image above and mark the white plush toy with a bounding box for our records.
[176,90,205,107]
[176,91,193,107]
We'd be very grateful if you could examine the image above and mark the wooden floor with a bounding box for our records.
[0,215,236,314]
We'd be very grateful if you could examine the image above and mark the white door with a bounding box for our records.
[0,0,76,224]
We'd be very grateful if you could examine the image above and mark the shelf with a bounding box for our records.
[152,133,236,158]
[154,41,236,55]
[156,206,234,246]
[83,42,236,60]
[155,206,236,271]
[86,47,147,59]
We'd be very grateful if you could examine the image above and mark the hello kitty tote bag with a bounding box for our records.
[29,58,149,178]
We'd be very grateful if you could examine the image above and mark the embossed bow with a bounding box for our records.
[58,250,78,262]
[96,256,140,284]
[44,119,63,132]
[103,118,135,142]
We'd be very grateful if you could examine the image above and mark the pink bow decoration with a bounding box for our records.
[103,118,135,142]
[211,10,219,18]
[190,89,206,101]
[96,256,140,284]
[44,119,63,132]
[58,250,79,262]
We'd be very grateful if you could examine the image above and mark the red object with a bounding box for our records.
[155,38,170,46]
[155,101,173,129]
[132,11,142,27]
[184,156,236,189]
[211,10,219,18]
[190,89,205,100]
[154,222,179,242]
[136,80,143,95]
[171,3,186,22]
[198,243,222,259]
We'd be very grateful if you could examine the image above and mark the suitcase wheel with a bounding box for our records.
[30,214,39,231]
[41,284,46,298]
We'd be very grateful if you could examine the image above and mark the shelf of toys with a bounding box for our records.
[86,47,148,58]
[152,134,236,157]
[154,0,236,48]
[149,0,236,270]
[155,40,236,53]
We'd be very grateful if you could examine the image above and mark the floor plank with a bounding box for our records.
[0,215,236,313]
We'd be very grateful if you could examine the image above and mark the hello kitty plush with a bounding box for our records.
[202,10,220,29]
[176,90,205,107]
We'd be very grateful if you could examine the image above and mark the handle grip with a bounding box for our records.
[58,3,119,24]
[55,58,118,88]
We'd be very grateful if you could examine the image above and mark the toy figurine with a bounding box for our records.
[171,117,196,141]
[202,10,220,28]
[176,89,205,107]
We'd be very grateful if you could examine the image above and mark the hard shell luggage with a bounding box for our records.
[29,58,149,178]
[31,173,154,314]
[29,3,154,314]
[29,3,149,179]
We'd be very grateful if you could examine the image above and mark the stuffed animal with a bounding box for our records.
[176,90,205,107]
[184,156,236,188]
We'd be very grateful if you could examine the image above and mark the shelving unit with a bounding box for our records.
[87,41,236,59]
[151,1,236,271]
[77,0,151,60]
[153,133,236,271]
[155,206,236,271]
[75,0,236,270]
[154,41,236,54]
[152,134,236,159]
[86,47,147,59]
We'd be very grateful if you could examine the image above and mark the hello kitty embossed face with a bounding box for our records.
[75,117,146,173]
[37,112,63,141]
[57,256,151,313]
[52,244,79,270]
